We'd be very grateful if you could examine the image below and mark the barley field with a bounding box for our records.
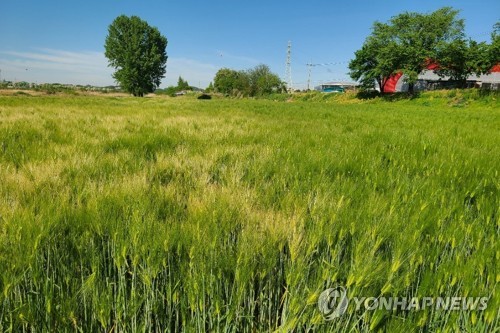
[0,91,498,332]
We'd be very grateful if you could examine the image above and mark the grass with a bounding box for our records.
[0,91,498,332]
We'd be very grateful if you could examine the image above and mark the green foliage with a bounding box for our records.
[14,81,30,89]
[160,86,179,96]
[349,37,394,91]
[104,15,168,97]
[350,7,465,92]
[246,64,286,96]
[490,22,500,67]
[205,82,215,93]
[177,76,190,91]
[0,95,498,331]
[214,65,284,97]
[33,83,78,95]
[156,77,192,97]
[391,7,464,84]
[432,20,500,82]
[434,39,491,83]
[213,68,249,96]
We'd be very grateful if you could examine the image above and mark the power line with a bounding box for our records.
[307,61,312,90]
[306,61,351,67]
[306,60,352,90]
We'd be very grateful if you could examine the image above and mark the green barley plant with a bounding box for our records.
[0,91,498,332]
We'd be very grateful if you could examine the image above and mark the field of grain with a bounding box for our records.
[0,92,498,332]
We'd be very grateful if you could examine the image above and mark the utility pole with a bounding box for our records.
[285,41,293,93]
[307,62,313,91]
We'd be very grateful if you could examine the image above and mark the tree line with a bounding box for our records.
[210,65,285,97]
[349,7,500,93]
[104,15,285,97]
[104,9,499,97]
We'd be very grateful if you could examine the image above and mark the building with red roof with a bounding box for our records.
[383,62,500,93]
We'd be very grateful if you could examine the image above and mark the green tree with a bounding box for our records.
[390,7,464,92]
[104,15,168,97]
[433,39,491,86]
[350,7,465,93]
[213,68,249,96]
[205,82,214,93]
[432,21,499,84]
[489,22,500,69]
[349,32,398,92]
[177,76,190,91]
[247,64,285,96]
[214,65,284,97]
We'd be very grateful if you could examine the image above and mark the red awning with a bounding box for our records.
[383,72,403,93]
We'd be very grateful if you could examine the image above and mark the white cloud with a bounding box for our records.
[0,48,114,86]
[164,57,219,88]
[215,50,261,66]
[0,48,220,88]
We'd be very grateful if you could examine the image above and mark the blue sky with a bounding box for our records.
[0,1,498,89]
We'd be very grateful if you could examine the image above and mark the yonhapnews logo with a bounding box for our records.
[317,286,349,320]
[318,286,489,321]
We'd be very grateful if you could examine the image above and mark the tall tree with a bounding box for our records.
[105,15,168,97]
[390,7,464,92]
[433,39,491,86]
[177,76,190,91]
[489,22,500,68]
[246,64,285,96]
[349,7,465,93]
[213,68,249,96]
[432,21,499,84]
[349,31,397,92]
[206,82,214,93]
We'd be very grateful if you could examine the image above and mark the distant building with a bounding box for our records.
[315,82,359,93]
[383,63,500,93]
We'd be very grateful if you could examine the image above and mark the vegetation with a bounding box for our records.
[246,64,286,96]
[434,39,491,84]
[0,82,121,94]
[0,93,498,331]
[349,7,498,93]
[176,76,190,92]
[433,21,500,84]
[104,15,168,97]
[214,64,284,97]
[157,76,194,97]
[490,22,500,66]
[205,82,215,93]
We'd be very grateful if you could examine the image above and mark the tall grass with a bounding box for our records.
[0,93,498,331]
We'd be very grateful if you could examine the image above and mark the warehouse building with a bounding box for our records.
[383,63,500,93]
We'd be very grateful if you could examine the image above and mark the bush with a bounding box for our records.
[213,65,285,97]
